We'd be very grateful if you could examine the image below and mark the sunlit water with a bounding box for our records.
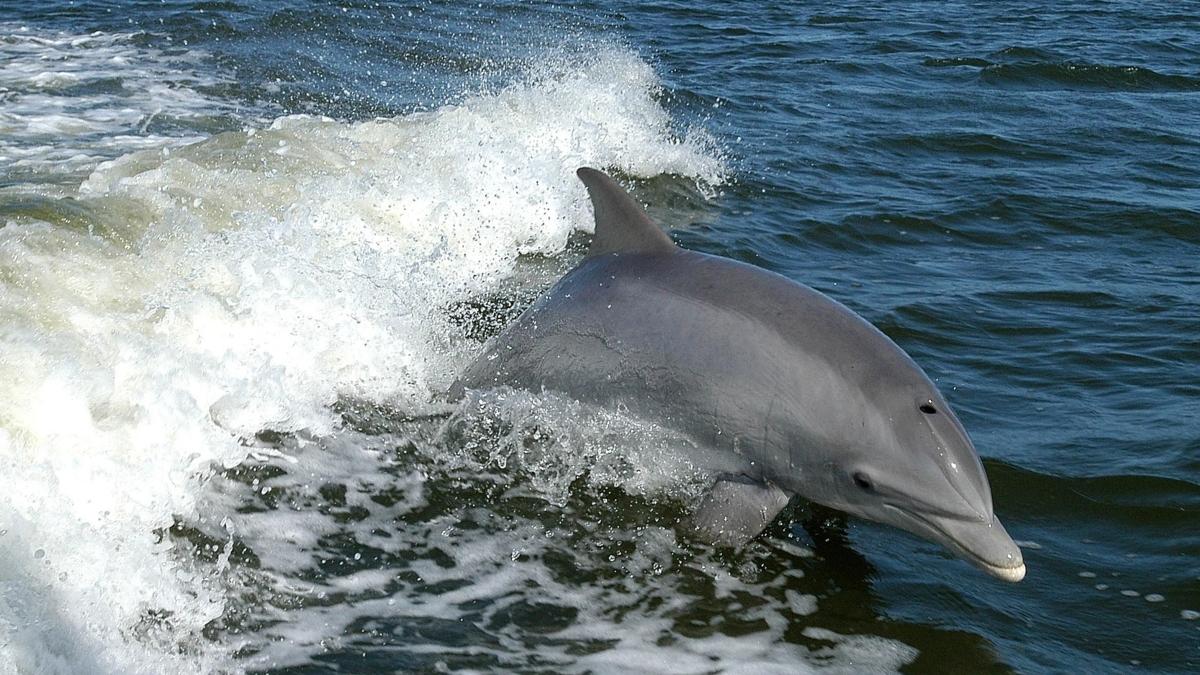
[1,2,1197,673]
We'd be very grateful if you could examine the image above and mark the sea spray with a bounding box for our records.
[0,36,722,673]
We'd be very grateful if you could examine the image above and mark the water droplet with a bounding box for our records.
[1121,590,1139,597]
[1078,571,1096,578]
[1145,594,1164,603]
[33,548,45,559]
[1181,610,1199,621]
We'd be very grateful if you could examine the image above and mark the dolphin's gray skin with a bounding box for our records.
[456,168,1025,582]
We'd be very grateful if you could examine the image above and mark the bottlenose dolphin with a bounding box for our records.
[456,168,1025,582]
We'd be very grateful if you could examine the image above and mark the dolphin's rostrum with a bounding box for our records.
[456,167,1025,582]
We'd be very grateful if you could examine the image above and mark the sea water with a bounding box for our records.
[1,2,1197,673]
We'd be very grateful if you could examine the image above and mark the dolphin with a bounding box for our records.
[455,168,1025,582]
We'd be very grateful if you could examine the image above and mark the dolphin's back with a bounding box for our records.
[457,246,922,479]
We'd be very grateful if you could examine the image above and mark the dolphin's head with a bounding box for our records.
[788,352,1026,582]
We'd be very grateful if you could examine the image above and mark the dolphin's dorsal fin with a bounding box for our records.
[577,167,675,258]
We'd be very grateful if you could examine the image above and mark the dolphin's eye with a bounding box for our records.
[853,472,875,492]
[919,402,937,414]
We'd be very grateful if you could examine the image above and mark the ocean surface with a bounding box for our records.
[1,1,1197,673]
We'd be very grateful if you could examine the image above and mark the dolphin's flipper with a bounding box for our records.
[577,167,676,258]
[688,476,792,548]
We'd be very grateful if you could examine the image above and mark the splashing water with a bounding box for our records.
[0,29,737,673]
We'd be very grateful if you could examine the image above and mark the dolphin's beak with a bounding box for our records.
[883,505,1026,582]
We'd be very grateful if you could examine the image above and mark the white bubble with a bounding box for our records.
[785,590,818,616]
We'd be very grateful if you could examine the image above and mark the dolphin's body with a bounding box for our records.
[457,168,1025,582]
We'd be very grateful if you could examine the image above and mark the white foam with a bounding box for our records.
[786,590,819,616]
[802,628,920,674]
[0,24,239,184]
[0,34,729,673]
[202,428,914,675]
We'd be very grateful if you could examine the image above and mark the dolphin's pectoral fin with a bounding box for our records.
[576,168,676,258]
[687,476,792,548]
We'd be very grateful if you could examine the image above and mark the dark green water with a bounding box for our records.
[0,1,1197,673]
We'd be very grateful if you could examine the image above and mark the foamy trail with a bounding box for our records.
[199,402,917,673]
[0,27,725,673]
[0,24,240,186]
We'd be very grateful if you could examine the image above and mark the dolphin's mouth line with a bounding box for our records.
[881,503,1026,582]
